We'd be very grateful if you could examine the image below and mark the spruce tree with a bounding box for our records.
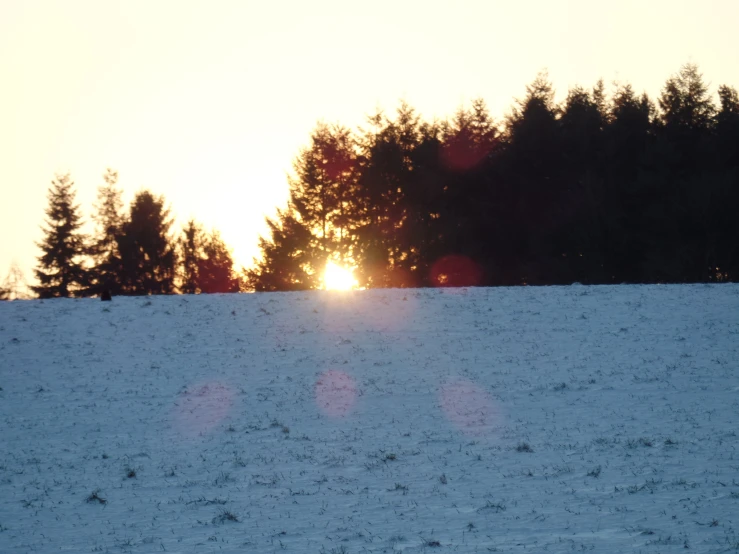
[245,207,316,291]
[197,230,240,293]
[117,190,177,295]
[179,219,202,294]
[178,221,240,294]
[32,173,88,298]
[87,169,125,296]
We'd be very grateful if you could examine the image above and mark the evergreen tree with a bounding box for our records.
[556,83,609,282]
[2,263,30,300]
[290,122,359,267]
[32,173,88,298]
[602,83,655,283]
[179,219,202,294]
[658,63,715,138]
[87,168,125,296]
[354,102,422,287]
[500,71,563,284]
[434,99,499,286]
[197,230,240,293]
[709,85,739,281]
[178,220,240,294]
[646,64,716,282]
[245,207,316,291]
[117,191,177,295]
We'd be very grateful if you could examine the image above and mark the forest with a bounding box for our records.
[9,63,738,298]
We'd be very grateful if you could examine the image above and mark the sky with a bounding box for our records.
[1,0,738,288]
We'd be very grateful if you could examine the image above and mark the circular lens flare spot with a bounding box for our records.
[430,255,482,288]
[439,378,499,436]
[315,370,357,418]
[173,382,233,437]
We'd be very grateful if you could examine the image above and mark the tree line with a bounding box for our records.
[247,64,739,290]
[17,63,739,299]
[30,169,241,298]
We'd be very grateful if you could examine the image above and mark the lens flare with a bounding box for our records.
[172,381,233,437]
[439,378,500,437]
[315,370,357,418]
[430,255,482,288]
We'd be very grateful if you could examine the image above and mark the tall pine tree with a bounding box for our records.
[178,220,240,294]
[117,191,177,295]
[32,173,88,298]
[87,168,125,296]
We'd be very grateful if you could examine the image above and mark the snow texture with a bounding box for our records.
[0,285,738,553]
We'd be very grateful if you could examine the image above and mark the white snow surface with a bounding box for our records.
[1,285,738,553]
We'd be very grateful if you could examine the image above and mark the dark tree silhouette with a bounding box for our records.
[290,122,359,270]
[109,62,734,291]
[179,219,202,294]
[246,207,316,291]
[354,102,424,288]
[116,190,177,295]
[643,64,717,282]
[197,230,240,293]
[86,168,125,296]
[601,83,655,283]
[499,71,563,284]
[32,173,89,298]
[248,123,360,291]
[178,220,240,294]
[2,263,29,300]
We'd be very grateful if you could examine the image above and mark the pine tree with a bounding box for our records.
[1,263,30,300]
[245,207,316,291]
[354,102,422,287]
[32,173,88,298]
[117,191,177,295]
[179,219,202,294]
[87,169,125,296]
[290,122,359,266]
[501,71,563,284]
[178,221,240,294]
[197,230,239,293]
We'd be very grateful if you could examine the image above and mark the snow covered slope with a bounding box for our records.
[1,285,738,553]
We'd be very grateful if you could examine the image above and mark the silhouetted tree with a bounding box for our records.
[555,83,609,282]
[197,230,240,293]
[246,207,316,291]
[354,102,424,287]
[179,219,202,294]
[2,263,30,300]
[644,64,717,282]
[290,122,359,267]
[32,173,88,298]
[117,190,177,295]
[178,220,239,294]
[602,83,655,282]
[500,71,563,283]
[709,85,739,280]
[86,168,125,296]
[436,99,499,285]
[248,64,738,289]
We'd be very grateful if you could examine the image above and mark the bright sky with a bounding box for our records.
[1,0,737,288]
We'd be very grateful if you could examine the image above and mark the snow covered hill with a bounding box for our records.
[1,285,738,553]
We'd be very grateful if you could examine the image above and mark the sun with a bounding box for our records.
[324,261,358,291]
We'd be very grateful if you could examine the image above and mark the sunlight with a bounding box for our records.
[323,261,358,291]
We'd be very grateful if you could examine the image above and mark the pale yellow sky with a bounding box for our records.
[1,0,737,289]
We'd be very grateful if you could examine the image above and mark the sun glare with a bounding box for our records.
[324,261,358,291]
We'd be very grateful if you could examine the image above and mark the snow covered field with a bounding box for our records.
[1,285,738,553]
